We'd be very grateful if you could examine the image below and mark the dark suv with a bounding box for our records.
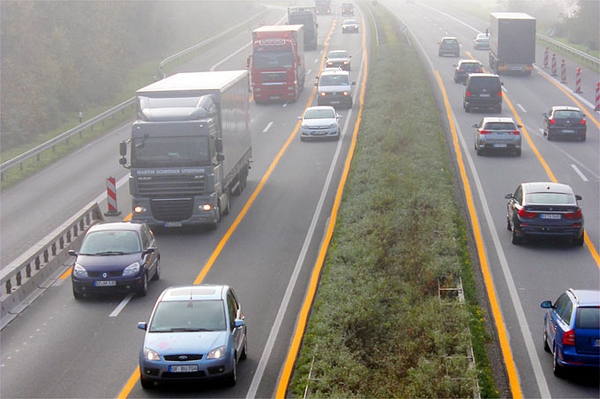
[463,73,503,113]
[438,37,460,57]
[341,3,354,16]
[543,106,587,141]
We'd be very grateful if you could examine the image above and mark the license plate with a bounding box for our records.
[493,143,507,148]
[540,214,561,219]
[169,365,198,373]
[594,339,600,347]
[164,221,182,227]
[479,94,490,97]
[95,280,116,287]
[330,101,340,104]
[562,130,575,133]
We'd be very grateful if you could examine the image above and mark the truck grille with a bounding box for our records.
[261,71,287,83]
[150,198,193,222]
[137,175,205,196]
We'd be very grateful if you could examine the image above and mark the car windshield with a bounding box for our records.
[443,39,457,44]
[525,192,575,205]
[328,51,348,58]
[343,20,356,25]
[576,307,600,329]
[468,77,500,90]
[149,300,226,332]
[79,230,141,255]
[304,108,335,119]
[319,74,349,86]
[483,122,516,130]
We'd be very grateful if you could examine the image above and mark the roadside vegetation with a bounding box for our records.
[287,3,499,397]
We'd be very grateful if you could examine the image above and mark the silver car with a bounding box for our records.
[298,106,342,141]
[473,117,522,156]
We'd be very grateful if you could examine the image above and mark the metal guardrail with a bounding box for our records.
[0,203,104,329]
[537,34,600,69]
[0,9,267,181]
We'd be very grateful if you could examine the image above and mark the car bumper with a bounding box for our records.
[464,98,501,108]
[516,222,583,240]
[300,128,340,140]
[343,27,358,33]
[557,346,600,368]
[317,94,352,108]
[548,128,586,139]
[72,275,145,295]
[139,357,232,383]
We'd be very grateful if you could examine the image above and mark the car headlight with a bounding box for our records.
[73,264,88,278]
[123,262,141,276]
[207,345,227,359]
[143,347,161,362]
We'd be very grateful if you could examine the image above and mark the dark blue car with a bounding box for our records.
[541,289,600,377]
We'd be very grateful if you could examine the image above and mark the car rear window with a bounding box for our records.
[467,77,500,90]
[484,122,516,130]
[461,63,481,71]
[319,74,350,86]
[576,307,600,329]
[443,39,457,44]
[525,193,574,205]
[554,110,582,119]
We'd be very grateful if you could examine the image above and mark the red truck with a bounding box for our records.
[247,25,306,104]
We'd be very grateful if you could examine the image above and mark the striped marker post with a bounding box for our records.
[104,176,121,216]
[543,47,549,68]
[551,54,557,76]
[560,59,567,84]
[596,82,600,111]
[574,68,582,93]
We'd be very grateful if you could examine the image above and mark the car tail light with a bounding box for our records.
[458,68,464,72]
[549,119,556,125]
[497,91,502,97]
[342,91,350,96]
[320,92,327,97]
[465,91,472,97]
[562,329,575,346]
[580,119,586,126]
[563,209,582,219]
[509,130,520,135]
[479,129,492,135]
[518,208,536,218]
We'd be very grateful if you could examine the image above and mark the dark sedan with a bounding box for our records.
[543,105,587,141]
[69,222,160,298]
[505,182,584,246]
[454,59,484,84]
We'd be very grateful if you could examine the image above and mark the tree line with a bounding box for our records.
[0,1,255,151]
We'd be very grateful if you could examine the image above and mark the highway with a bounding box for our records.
[1,1,599,398]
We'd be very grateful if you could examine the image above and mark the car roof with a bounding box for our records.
[305,105,336,112]
[458,59,482,64]
[550,105,581,112]
[567,289,600,306]
[328,50,349,56]
[343,19,357,23]
[159,285,228,302]
[481,117,516,124]
[88,221,143,233]
[319,69,350,77]
[441,36,458,40]
[467,73,499,78]
[476,33,489,38]
[521,182,575,195]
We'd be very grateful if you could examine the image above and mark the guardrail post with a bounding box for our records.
[551,54,557,76]
[574,68,582,93]
[560,59,567,84]
[595,82,600,111]
[543,47,549,68]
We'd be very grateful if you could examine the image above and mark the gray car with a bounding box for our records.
[473,117,522,156]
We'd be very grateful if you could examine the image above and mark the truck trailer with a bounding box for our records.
[247,25,306,104]
[119,70,252,229]
[288,6,318,50]
[489,12,536,75]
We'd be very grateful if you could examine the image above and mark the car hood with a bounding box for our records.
[144,330,227,354]
[303,118,338,128]
[75,253,142,270]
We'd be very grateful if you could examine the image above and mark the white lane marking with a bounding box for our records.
[246,41,366,399]
[517,103,527,112]
[571,164,589,181]
[109,294,134,317]
[263,122,274,133]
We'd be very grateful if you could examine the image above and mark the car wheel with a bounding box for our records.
[240,334,248,361]
[225,357,237,387]
[140,376,155,389]
[151,258,160,281]
[476,147,484,156]
[514,148,521,157]
[138,272,148,297]
[574,231,584,246]
[543,325,550,353]
[547,131,553,141]
[496,104,502,113]
[464,104,470,113]
[580,134,586,142]
[511,225,523,245]
[506,216,512,231]
[553,343,566,378]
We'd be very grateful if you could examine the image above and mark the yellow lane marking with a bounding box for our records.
[116,18,337,399]
[274,16,367,398]
[434,72,523,398]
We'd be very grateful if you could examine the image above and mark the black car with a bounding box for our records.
[505,182,584,246]
[341,3,354,16]
[69,222,160,298]
[543,106,587,141]
[463,73,503,113]
[438,37,460,57]
[453,59,484,83]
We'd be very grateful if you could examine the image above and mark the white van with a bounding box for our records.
[315,70,355,108]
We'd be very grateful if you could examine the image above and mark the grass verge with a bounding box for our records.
[287,3,499,397]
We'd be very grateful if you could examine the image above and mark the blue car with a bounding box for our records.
[138,285,247,388]
[541,289,600,377]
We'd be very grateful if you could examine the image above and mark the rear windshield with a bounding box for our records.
[483,122,516,130]
[443,39,458,44]
[461,63,481,71]
[525,192,575,205]
[554,110,583,119]
[467,77,500,90]
[319,74,350,86]
[576,307,600,329]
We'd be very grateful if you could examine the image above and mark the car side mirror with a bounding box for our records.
[540,300,553,309]
[298,116,303,120]
[517,124,522,128]
[575,195,582,201]
[336,114,342,119]
[351,82,356,85]
[68,249,78,257]
[504,193,513,199]
[137,322,148,331]
[542,113,547,118]
[234,319,245,328]
[143,247,156,256]
[471,123,478,128]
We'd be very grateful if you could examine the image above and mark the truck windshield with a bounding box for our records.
[131,136,211,167]
[253,52,295,69]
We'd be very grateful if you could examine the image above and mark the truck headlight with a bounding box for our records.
[133,206,146,214]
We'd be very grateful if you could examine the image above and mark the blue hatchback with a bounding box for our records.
[541,289,600,377]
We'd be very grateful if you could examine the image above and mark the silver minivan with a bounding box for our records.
[315,69,355,108]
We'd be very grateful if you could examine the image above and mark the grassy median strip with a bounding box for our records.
[288,4,498,398]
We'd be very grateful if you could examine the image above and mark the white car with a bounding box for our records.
[298,106,342,141]
[342,19,359,33]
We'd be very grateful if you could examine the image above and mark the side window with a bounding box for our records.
[227,291,238,327]
[554,294,573,324]
[513,186,523,203]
